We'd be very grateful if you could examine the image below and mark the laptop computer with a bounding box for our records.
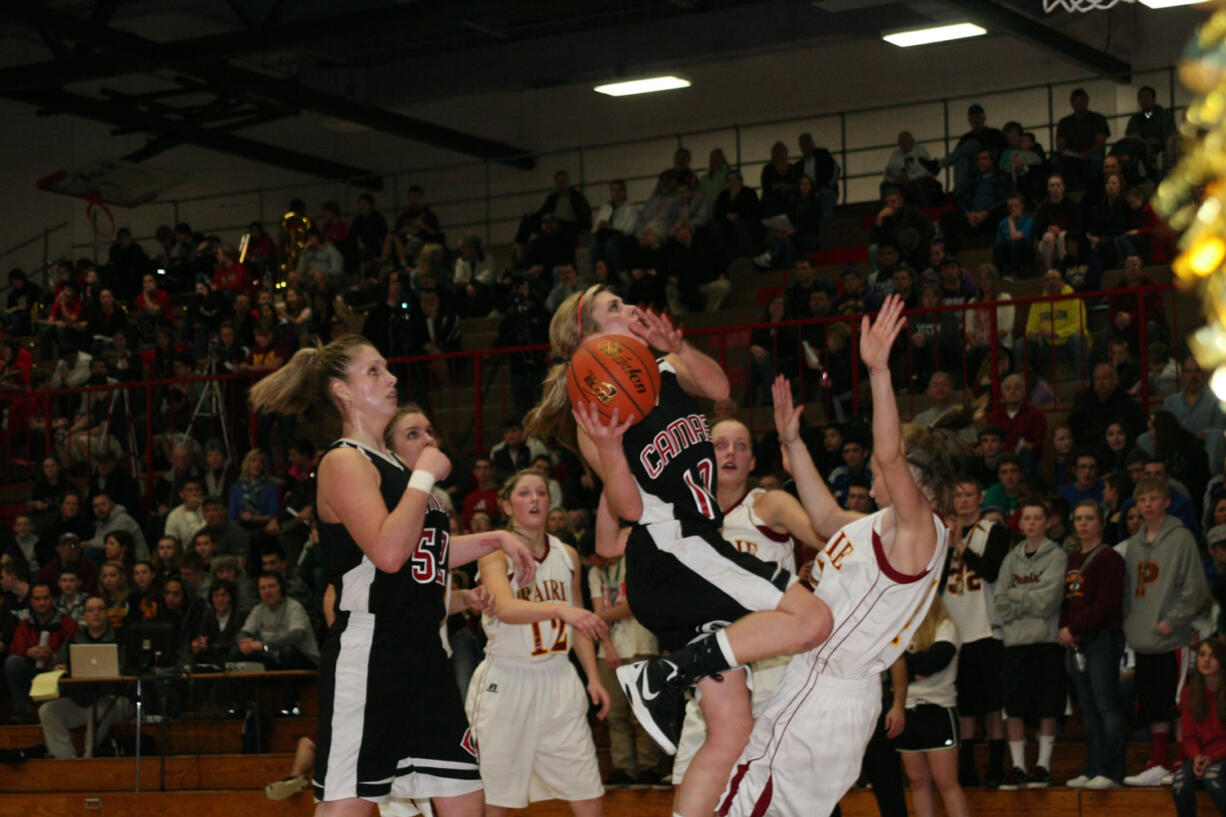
[70,643,120,679]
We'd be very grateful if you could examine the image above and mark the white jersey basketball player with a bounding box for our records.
[673,418,817,783]
[466,471,609,817]
[720,300,954,817]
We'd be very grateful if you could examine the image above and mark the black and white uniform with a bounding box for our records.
[895,618,961,753]
[466,537,604,808]
[719,510,950,817]
[623,361,790,650]
[673,487,798,782]
[313,439,480,804]
[942,517,1007,717]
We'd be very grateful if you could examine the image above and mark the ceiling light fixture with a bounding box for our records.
[1138,0,1209,8]
[882,22,987,47]
[594,76,691,97]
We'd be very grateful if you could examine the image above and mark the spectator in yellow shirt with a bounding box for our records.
[1016,268,1089,379]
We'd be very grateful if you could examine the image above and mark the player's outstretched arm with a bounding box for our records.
[450,531,537,586]
[575,403,642,523]
[860,296,937,561]
[594,495,627,559]
[631,309,730,401]
[478,550,609,642]
[770,375,861,541]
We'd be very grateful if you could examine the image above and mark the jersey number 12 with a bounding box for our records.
[530,618,569,657]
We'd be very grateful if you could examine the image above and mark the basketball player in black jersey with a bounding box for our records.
[525,286,834,817]
[251,335,536,817]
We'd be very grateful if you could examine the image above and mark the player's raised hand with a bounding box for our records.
[572,402,634,449]
[414,446,452,481]
[587,679,612,720]
[859,294,907,373]
[629,308,683,354]
[772,375,804,444]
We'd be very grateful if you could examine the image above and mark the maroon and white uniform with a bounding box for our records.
[719,509,949,817]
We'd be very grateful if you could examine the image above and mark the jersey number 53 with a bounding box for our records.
[411,529,450,586]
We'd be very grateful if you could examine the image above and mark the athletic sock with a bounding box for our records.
[988,739,1006,775]
[959,739,978,776]
[1008,740,1026,771]
[669,631,735,683]
[1037,735,1055,770]
[1152,730,1171,769]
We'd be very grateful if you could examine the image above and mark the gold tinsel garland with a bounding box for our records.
[1157,2,1226,399]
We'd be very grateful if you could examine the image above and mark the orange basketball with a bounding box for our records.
[566,334,661,425]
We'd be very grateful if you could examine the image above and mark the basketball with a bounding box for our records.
[566,334,661,425]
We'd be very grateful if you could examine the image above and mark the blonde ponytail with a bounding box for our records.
[249,333,373,419]
[523,284,609,450]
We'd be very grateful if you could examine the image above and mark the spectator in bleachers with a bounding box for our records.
[881,130,940,207]
[1068,361,1147,448]
[833,264,879,315]
[943,104,1007,189]
[995,499,1068,789]
[37,594,133,755]
[1085,173,1130,269]
[153,444,200,513]
[944,476,1010,789]
[150,536,181,584]
[319,200,348,246]
[983,454,1024,526]
[1172,639,1226,817]
[228,449,278,532]
[83,289,127,355]
[198,493,248,564]
[99,530,136,577]
[828,437,872,508]
[714,170,761,259]
[87,491,146,562]
[1017,268,1089,380]
[993,192,1034,279]
[296,228,344,293]
[201,442,237,503]
[30,456,75,530]
[1118,185,1164,264]
[157,574,201,665]
[237,571,318,694]
[1126,86,1178,176]
[53,567,85,625]
[189,577,244,667]
[164,477,206,551]
[1059,450,1104,506]
[349,193,388,265]
[525,213,576,281]
[1100,419,1135,475]
[392,185,446,255]
[793,132,839,222]
[760,141,798,217]
[871,187,934,271]
[939,149,1010,255]
[7,516,39,577]
[461,458,499,530]
[545,264,585,314]
[3,268,40,336]
[490,420,547,483]
[699,148,731,204]
[1122,478,1211,787]
[104,328,142,382]
[259,545,310,610]
[745,292,800,407]
[492,276,550,419]
[590,180,640,277]
[1141,356,1226,479]
[964,262,1014,380]
[98,561,130,629]
[999,122,1046,206]
[658,147,699,193]
[665,218,731,314]
[1059,499,1127,789]
[1054,88,1110,190]
[986,373,1046,470]
[212,244,251,302]
[529,169,593,251]
[669,183,711,231]
[1148,411,1212,513]
[39,282,85,360]
[1107,336,1141,396]
[962,426,1005,488]
[204,553,256,612]
[243,222,276,274]
[39,512,97,591]
[134,274,173,344]
[1034,174,1082,274]
[1108,255,1167,356]
[4,581,75,723]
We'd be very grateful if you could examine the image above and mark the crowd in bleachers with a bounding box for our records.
[1,79,1224,810]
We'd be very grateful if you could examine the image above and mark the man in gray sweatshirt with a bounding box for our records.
[237,571,318,715]
[995,499,1068,790]
[1121,478,1210,787]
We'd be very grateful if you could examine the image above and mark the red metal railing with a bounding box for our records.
[0,283,1180,507]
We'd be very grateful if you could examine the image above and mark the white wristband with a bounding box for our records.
[408,470,436,495]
